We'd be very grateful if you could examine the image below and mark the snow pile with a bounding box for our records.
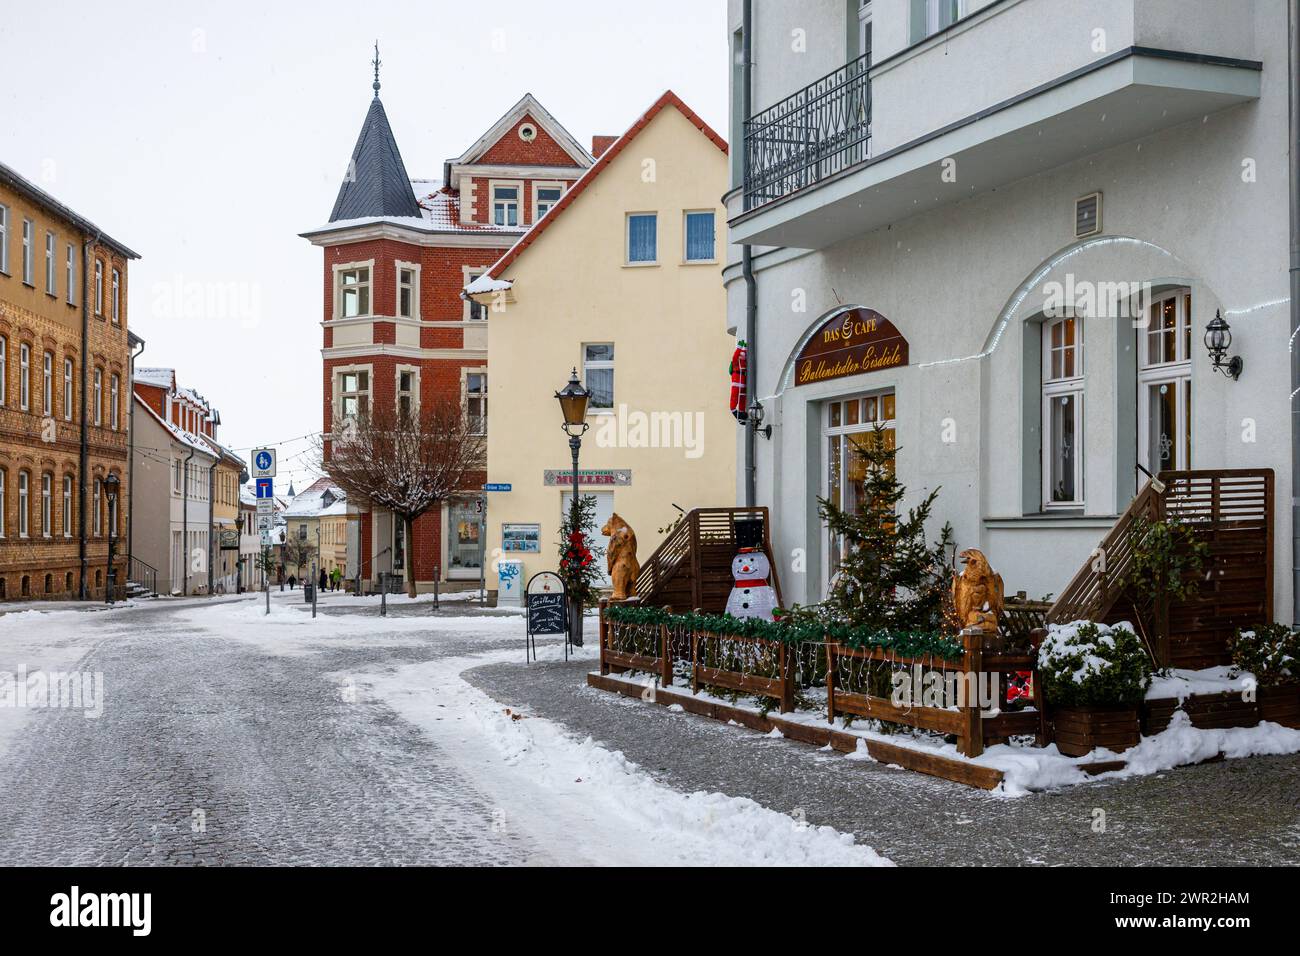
[1146,665,1251,701]
[361,645,892,866]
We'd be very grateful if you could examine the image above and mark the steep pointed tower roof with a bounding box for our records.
[328,46,421,222]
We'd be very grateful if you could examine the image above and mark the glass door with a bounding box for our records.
[824,391,895,591]
[447,500,482,579]
[1138,291,1192,476]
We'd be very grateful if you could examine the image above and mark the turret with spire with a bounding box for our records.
[328,42,421,223]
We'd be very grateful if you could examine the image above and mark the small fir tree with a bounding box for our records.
[557,493,604,607]
[817,424,954,633]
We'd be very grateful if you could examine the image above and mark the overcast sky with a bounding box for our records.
[0,0,728,492]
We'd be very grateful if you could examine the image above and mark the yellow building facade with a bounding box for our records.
[469,93,735,598]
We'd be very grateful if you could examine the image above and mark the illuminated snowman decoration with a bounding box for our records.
[725,548,778,621]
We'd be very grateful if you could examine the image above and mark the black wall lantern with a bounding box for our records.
[1204,310,1243,380]
[747,398,772,440]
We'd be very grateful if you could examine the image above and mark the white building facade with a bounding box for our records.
[726,0,1295,618]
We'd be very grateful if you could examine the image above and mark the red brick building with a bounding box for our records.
[301,81,592,592]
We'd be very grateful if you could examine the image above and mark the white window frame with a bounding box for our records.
[21,218,33,285]
[19,343,30,411]
[172,458,183,495]
[332,260,373,320]
[823,390,896,592]
[0,204,8,274]
[916,0,970,41]
[94,259,104,314]
[18,471,29,538]
[859,0,873,53]
[464,369,487,435]
[45,231,56,295]
[93,478,101,536]
[1041,316,1085,510]
[395,262,420,320]
[1138,289,1193,475]
[63,357,73,421]
[40,473,51,537]
[532,181,564,222]
[682,209,717,263]
[335,365,372,421]
[93,367,102,426]
[41,351,52,415]
[462,266,488,321]
[625,212,658,265]
[489,180,523,227]
[582,343,615,412]
[0,469,6,537]
[111,267,121,323]
[110,372,120,430]
[65,244,75,304]
[0,337,6,407]
[63,474,73,537]
[396,365,420,419]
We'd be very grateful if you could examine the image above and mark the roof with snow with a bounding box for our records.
[329,96,423,222]
[0,160,140,260]
[132,393,218,458]
[282,477,347,519]
[134,367,176,389]
[465,91,727,292]
[303,180,527,240]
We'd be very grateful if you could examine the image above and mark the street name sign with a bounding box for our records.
[483,483,512,492]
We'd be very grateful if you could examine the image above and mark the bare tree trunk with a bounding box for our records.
[405,513,417,600]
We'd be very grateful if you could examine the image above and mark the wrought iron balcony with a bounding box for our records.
[743,53,872,211]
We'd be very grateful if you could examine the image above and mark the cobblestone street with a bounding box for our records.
[2,595,1299,866]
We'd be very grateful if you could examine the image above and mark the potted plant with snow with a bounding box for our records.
[1038,621,1153,756]
[1230,624,1300,728]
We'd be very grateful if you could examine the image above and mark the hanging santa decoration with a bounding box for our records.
[729,339,748,422]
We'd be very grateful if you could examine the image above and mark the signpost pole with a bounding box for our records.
[478,496,487,607]
[264,546,270,615]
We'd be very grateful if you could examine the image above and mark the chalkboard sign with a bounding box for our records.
[525,572,568,662]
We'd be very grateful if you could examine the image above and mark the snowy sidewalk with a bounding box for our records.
[464,658,1300,866]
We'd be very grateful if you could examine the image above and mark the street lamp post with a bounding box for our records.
[555,368,591,648]
[104,473,120,605]
[235,514,245,594]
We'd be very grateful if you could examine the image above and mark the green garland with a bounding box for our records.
[603,605,963,661]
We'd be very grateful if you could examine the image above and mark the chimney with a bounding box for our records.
[591,135,618,159]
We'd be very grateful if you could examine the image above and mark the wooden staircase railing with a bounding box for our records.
[636,507,781,613]
[1047,469,1274,668]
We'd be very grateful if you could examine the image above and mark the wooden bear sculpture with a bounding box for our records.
[601,513,640,601]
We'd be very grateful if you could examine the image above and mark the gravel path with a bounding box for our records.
[465,658,1300,866]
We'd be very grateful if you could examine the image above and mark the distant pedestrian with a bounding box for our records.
[330,567,341,591]
[319,568,328,593]
[288,574,296,590]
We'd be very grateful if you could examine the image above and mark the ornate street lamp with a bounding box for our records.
[235,514,246,594]
[555,368,590,647]
[1204,310,1243,380]
[103,473,120,604]
[747,398,772,440]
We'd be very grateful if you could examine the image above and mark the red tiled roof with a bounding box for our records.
[481,91,727,281]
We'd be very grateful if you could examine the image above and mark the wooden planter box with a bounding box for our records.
[1051,705,1141,757]
[1259,685,1300,729]
[1142,692,1260,735]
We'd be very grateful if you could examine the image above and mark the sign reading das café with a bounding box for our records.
[794,308,908,387]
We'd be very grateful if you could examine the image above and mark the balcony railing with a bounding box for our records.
[743,53,872,211]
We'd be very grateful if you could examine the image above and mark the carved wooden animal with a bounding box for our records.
[952,548,1004,633]
[601,513,640,601]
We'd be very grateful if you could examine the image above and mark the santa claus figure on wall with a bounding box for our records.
[729,340,748,422]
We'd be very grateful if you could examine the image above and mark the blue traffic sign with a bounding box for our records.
[255,478,274,499]
[483,483,512,492]
[255,451,273,471]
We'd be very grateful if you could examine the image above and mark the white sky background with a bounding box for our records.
[0,0,728,494]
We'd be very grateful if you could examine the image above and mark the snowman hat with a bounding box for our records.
[736,547,758,554]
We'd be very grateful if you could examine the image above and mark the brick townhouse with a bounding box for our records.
[301,70,600,592]
[0,161,140,601]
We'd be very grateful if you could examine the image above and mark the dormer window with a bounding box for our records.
[339,267,371,318]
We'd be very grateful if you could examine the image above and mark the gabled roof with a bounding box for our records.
[0,161,140,260]
[132,393,218,458]
[134,367,176,389]
[329,96,423,222]
[282,477,347,519]
[442,93,592,188]
[465,91,727,292]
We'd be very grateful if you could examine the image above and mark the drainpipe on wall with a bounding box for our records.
[181,448,194,596]
[742,0,758,508]
[126,336,144,575]
[78,232,100,600]
[1290,0,1300,624]
[207,458,218,594]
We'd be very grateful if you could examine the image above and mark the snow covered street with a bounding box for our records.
[0,593,886,866]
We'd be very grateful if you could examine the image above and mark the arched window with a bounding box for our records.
[17,470,29,538]
[40,473,51,537]
[1139,289,1193,473]
[43,573,52,594]
[42,351,52,416]
[93,478,101,536]
[21,575,30,596]
[0,468,6,538]
[1042,316,1084,509]
[64,571,73,592]
[62,474,73,537]
[63,357,73,421]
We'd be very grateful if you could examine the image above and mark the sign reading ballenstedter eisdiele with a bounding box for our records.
[793,308,908,387]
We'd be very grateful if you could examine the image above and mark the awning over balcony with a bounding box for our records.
[730,48,1261,251]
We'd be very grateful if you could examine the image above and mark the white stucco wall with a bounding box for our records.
[727,0,1292,619]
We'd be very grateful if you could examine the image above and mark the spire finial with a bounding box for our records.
[372,41,382,97]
